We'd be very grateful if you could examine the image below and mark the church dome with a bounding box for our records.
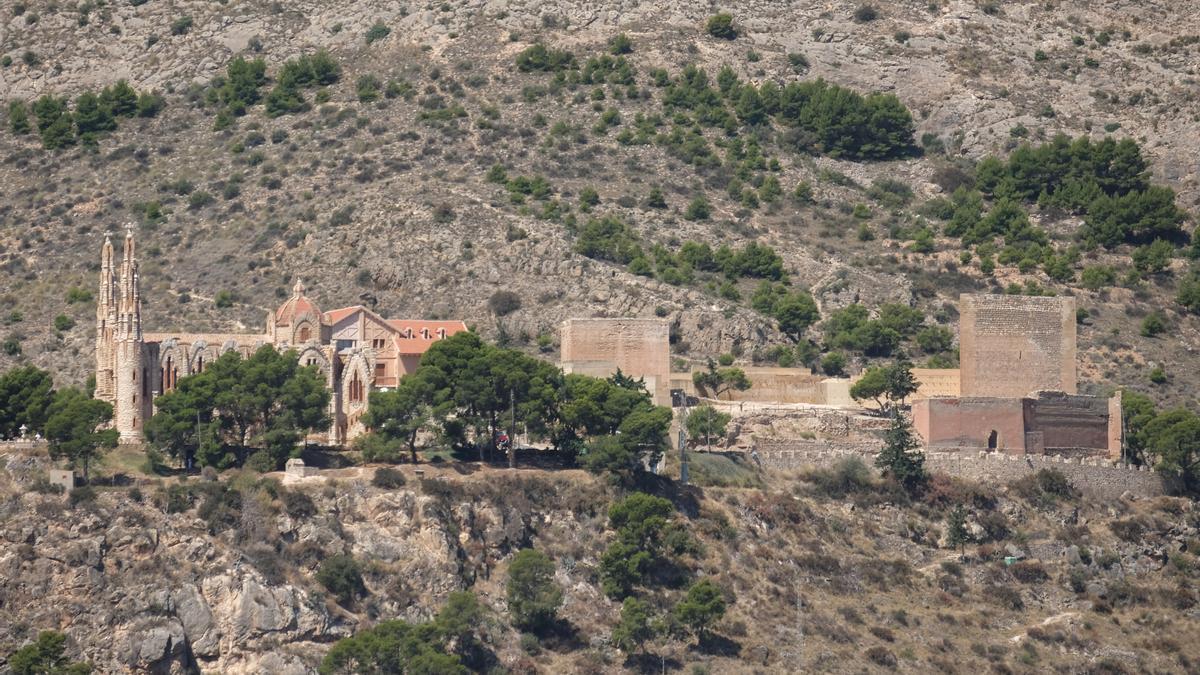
[275,279,321,327]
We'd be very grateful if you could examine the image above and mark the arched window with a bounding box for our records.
[987,430,998,450]
[349,370,363,403]
[298,325,311,342]
[196,356,204,373]
[436,328,447,339]
[421,328,430,340]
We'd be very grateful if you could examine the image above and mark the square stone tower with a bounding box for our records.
[958,293,1076,398]
[560,318,671,406]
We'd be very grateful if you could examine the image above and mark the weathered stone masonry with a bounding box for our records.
[753,439,1167,500]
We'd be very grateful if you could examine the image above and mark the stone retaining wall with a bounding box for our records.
[754,442,1168,500]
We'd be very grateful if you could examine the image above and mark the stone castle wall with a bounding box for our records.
[752,440,1167,500]
[670,368,856,405]
[959,293,1076,398]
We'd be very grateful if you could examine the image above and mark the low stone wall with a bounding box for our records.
[753,442,1168,500]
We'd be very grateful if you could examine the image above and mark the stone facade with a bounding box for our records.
[959,293,1076,397]
[911,368,960,399]
[560,318,671,406]
[94,232,466,445]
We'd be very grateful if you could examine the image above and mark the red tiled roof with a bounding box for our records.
[323,305,363,325]
[387,320,468,354]
[275,295,321,326]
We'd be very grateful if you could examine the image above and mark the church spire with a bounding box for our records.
[94,231,119,404]
[117,225,141,341]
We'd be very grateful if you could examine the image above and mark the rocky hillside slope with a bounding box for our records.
[0,451,1197,673]
[2,0,1200,405]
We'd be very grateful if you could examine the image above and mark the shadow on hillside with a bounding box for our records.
[628,471,703,518]
[538,618,585,653]
[625,652,682,673]
[695,632,741,657]
[297,445,356,469]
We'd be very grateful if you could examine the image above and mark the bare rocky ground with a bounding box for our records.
[1,449,1198,674]
[0,0,1199,404]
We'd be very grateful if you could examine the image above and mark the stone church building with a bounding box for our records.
[94,230,466,445]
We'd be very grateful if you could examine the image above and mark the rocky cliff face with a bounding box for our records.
[2,452,1199,674]
[0,464,611,673]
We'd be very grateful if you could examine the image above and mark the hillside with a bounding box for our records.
[1,450,1197,673]
[2,0,1200,405]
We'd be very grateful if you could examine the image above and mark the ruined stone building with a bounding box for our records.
[912,293,1121,459]
[94,231,466,445]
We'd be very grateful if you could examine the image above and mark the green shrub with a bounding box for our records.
[684,195,711,221]
[170,15,193,35]
[8,101,31,135]
[136,92,165,117]
[187,191,214,210]
[372,466,406,488]
[705,13,736,39]
[214,290,235,308]
[515,43,575,72]
[853,4,879,22]
[1131,239,1173,275]
[609,33,633,54]
[365,21,390,44]
[574,215,642,264]
[1140,312,1166,337]
[820,351,847,376]
[1080,265,1116,290]
[356,74,382,103]
[317,554,367,605]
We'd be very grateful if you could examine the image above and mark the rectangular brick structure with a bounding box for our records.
[959,293,1076,398]
[560,318,671,406]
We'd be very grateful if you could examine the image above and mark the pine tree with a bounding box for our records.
[74,92,116,145]
[32,95,75,149]
[8,100,31,135]
[875,409,926,494]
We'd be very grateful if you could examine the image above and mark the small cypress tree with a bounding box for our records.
[875,410,927,494]
[946,504,969,555]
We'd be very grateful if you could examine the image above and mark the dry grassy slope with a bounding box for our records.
[0,455,1197,674]
[1,0,1200,404]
